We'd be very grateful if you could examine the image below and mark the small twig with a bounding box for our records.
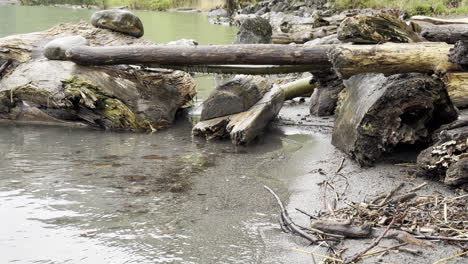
[378,183,405,206]
[414,234,468,242]
[343,216,398,264]
[264,185,318,244]
[335,157,345,174]
[291,248,344,263]
[295,208,318,220]
[432,250,468,264]
[409,182,427,192]
[361,243,407,258]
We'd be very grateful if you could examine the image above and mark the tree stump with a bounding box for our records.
[200,75,271,121]
[332,73,458,166]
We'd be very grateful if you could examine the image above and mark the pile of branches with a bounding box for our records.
[265,183,468,263]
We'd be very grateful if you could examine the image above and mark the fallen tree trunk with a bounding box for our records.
[421,24,468,44]
[146,64,318,74]
[66,43,462,77]
[281,76,316,100]
[329,42,462,78]
[443,72,468,108]
[332,73,458,166]
[193,84,285,145]
[66,44,332,68]
[410,16,468,25]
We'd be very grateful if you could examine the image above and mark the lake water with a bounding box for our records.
[0,5,328,264]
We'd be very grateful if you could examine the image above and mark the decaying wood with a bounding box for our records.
[201,75,272,121]
[66,43,465,78]
[329,42,461,78]
[66,44,332,68]
[332,73,458,166]
[421,24,468,44]
[147,64,319,75]
[192,84,285,145]
[0,59,11,77]
[310,220,372,238]
[443,72,468,108]
[281,76,316,100]
[449,40,468,69]
[410,16,468,25]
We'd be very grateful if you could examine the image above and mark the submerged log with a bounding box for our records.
[332,73,458,166]
[201,75,272,121]
[329,42,462,78]
[193,84,285,145]
[421,24,468,44]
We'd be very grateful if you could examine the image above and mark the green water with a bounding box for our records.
[0,5,237,43]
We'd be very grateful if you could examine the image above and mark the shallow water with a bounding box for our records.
[0,6,321,263]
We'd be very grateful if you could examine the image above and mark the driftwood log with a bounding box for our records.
[421,24,468,44]
[66,43,463,78]
[332,73,458,166]
[410,16,468,25]
[201,75,272,121]
[329,42,461,78]
[193,84,285,145]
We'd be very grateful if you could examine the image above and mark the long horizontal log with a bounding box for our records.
[66,43,463,77]
[66,44,332,68]
[147,64,320,74]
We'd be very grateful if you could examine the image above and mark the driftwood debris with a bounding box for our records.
[329,42,461,78]
[193,84,285,145]
[65,43,465,78]
[421,24,468,44]
[332,73,458,166]
[417,114,468,188]
[201,75,272,121]
[337,13,422,44]
[410,15,468,25]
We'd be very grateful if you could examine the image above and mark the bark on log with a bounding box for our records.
[66,44,332,68]
[201,75,272,121]
[332,73,458,166]
[192,84,285,145]
[421,24,468,44]
[338,13,423,44]
[67,43,463,77]
[410,16,468,25]
[329,42,462,78]
[443,72,468,108]
[417,112,468,188]
[449,40,468,69]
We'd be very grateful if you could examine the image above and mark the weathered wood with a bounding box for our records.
[411,16,468,25]
[282,76,316,100]
[146,64,318,75]
[421,24,468,44]
[338,13,422,44]
[66,44,332,67]
[443,72,468,108]
[67,43,463,78]
[417,113,468,187]
[201,75,272,121]
[449,40,468,69]
[192,84,285,145]
[332,73,458,166]
[310,220,372,238]
[329,42,462,78]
